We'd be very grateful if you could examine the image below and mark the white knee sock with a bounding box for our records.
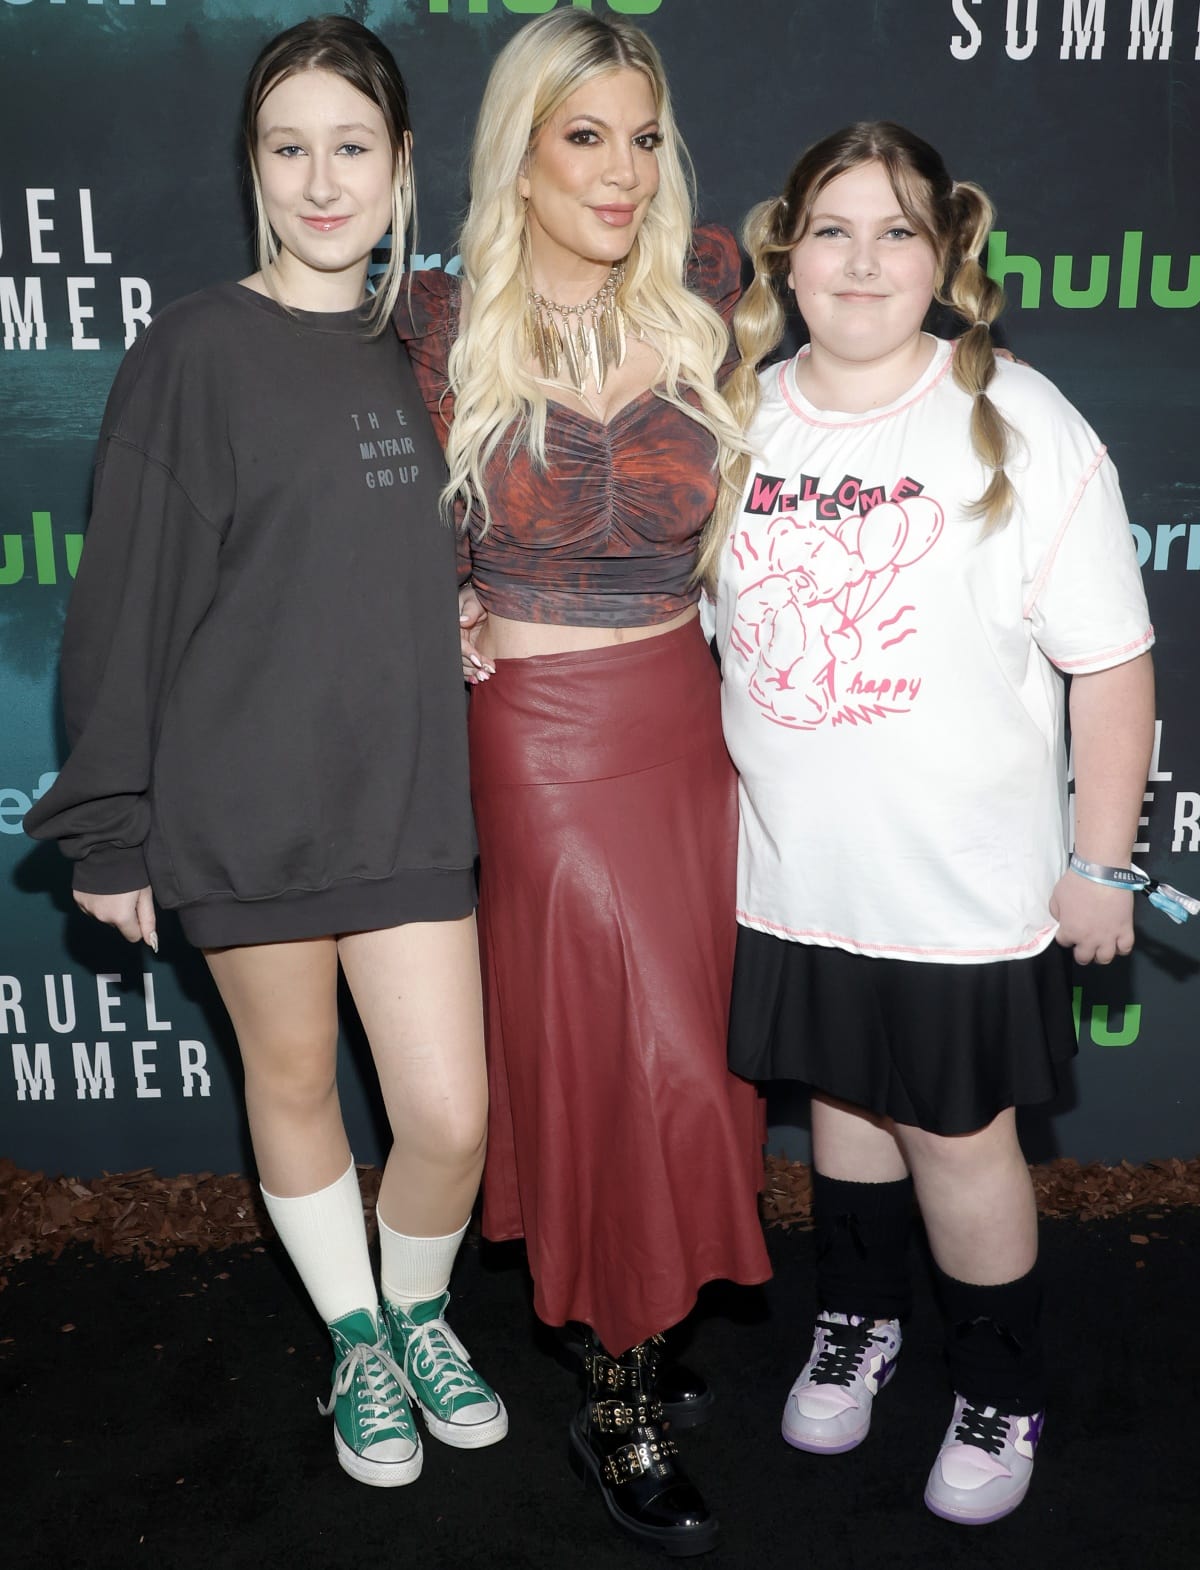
[261,1158,378,1328]
[378,1213,469,1312]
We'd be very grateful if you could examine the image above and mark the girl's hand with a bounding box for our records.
[459,583,495,684]
[74,886,158,953]
[1049,872,1134,965]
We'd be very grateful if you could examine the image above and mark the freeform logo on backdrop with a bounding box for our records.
[951,0,1200,60]
[0,774,55,835]
[1,188,152,352]
[1131,523,1200,572]
[2,970,212,1104]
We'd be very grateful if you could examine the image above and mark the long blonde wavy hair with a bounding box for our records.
[699,121,1012,588]
[444,9,745,531]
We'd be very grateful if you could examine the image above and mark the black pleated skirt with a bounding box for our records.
[728,925,1078,1135]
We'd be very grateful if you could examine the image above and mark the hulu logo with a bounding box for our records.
[1073,987,1141,1048]
[0,512,83,587]
[987,231,1200,309]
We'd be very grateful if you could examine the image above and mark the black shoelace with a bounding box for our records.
[952,1403,1009,1456]
[808,1318,875,1387]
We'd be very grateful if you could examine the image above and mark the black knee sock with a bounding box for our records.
[933,1261,1046,1415]
[812,1171,914,1321]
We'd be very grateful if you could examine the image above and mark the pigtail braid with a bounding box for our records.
[943,181,1015,533]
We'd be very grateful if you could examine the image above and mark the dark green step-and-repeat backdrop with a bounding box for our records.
[2,1,1197,1177]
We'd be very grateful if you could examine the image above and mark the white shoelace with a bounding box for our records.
[319,1338,413,1440]
[405,1318,484,1405]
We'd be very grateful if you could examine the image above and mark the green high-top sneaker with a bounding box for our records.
[318,1307,422,1486]
[384,1292,508,1449]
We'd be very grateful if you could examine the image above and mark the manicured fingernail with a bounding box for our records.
[147,932,159,954]
[470,654,483,668]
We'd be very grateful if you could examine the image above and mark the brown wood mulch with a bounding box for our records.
[1,1155,1197,1289]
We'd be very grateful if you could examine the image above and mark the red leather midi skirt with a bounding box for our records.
[469,618,770,1355]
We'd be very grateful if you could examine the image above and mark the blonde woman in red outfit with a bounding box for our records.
[397,10,768,1557]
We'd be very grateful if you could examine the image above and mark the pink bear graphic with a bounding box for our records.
[729,495,944,728]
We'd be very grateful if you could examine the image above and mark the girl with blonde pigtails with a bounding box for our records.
[705,121,1154,1525]
[397,10,768,1558]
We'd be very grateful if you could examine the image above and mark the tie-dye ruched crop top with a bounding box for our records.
[394,224,740,628]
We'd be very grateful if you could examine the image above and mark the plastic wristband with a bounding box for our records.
[1068,853,1200,926]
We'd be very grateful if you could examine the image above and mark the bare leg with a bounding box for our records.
[811,1093,909,1183]
[892,1108,1037,1285]
[206,922,494,1479]
[339,918,505,1453]
[205,937,345,1196]
[338,914,488,1237]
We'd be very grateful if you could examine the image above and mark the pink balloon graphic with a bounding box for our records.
[892,495,944,565]
[844,502,908,570]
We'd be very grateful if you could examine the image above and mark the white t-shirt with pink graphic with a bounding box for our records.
[712,335,1154,964]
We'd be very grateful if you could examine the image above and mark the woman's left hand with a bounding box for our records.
[1049,872,1135,965]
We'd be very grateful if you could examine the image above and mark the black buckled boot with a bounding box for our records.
[563,1322,714,1429]
[568,1335,718,1557]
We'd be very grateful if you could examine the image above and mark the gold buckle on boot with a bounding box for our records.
[601,1436,679,1485]
[584,1350,633,1391]
[592,1398,664,1434]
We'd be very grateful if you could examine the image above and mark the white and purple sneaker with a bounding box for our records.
[781,1312,902,1454]
[923,1394,1044,1524]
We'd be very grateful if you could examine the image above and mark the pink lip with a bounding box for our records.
[836,291,887,301]
[591,205,637,227]
[301,216,352,232]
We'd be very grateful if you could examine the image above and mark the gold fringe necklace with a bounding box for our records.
[526,263,627,396]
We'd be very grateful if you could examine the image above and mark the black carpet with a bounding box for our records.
[4,1215,1198,1570]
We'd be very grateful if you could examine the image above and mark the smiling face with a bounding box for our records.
[787,160,938,370]
[254,67,401,309]
[518,67,661,297]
